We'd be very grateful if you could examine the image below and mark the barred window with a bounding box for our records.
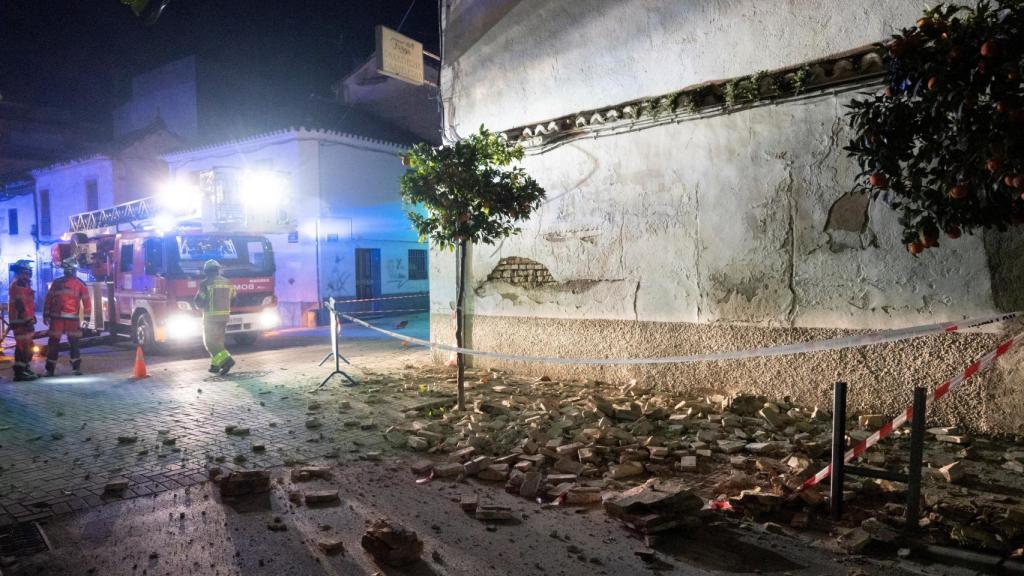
[408,249,427,280]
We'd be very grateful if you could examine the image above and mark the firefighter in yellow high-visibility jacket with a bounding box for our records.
[193,259,236,375]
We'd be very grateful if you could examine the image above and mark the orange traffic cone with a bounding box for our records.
[131,346,149,379]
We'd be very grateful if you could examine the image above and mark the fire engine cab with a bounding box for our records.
[53,167,291,352]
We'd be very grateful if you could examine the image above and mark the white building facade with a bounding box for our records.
[163,128,428,326]
[435,0,1024,432]
[0,125,182,304]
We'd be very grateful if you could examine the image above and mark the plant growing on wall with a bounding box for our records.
[400,126,546,410]
[845,0,1023,254]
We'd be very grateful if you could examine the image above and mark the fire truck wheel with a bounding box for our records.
[232,333,259,347]
[133,312,160,354]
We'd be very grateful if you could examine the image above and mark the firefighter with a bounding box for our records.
[43,259,91,376]
[194,259,236,375]
[8,260,40,381]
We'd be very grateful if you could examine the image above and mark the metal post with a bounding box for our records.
[316,298,356,389]
[905,386,926,531]
[831,381,848,521]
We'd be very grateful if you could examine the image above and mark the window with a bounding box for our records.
[408,249,428,280]
[7,209,17,235]
[247,241,266,267]
[144,238,163,275]
[120,244,134,272]
[86,180,99,211]
[39,190,51,236]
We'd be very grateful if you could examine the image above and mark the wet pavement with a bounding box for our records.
[3,459,945,576]
[0,315,431,528]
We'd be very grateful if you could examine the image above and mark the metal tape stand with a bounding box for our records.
[317,297,357,388]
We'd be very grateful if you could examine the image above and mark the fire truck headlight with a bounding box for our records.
[157,180,201,215]
[153,213,177,234]
[259,308,280,329]
[176,301,192,311]
[240,171,287,211]
[261,295,276,306]
[166,314,201,339]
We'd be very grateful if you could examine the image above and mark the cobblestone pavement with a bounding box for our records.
[0,314,435,528]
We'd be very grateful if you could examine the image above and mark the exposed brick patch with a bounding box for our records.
[486,257,557,288]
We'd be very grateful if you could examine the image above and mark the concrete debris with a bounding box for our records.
[104,479,129,494]
[318,538,346,555]
[858,414,885,429]
[938,461,965,484]
[460,494,479,513]
[291,466,332,482]
[407,436,429,451]
[604,479,703,534]
[433,463,463,478]
[410,460,434,476]
[475,504,513,521]
[218,470,272,498]
[361,519,424,566]
[304,490,340,505]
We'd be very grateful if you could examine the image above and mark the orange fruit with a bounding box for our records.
[980,40,1001,58]
[949,185,968,199]
[908,242,925,256]
[987,159,1002,173]
[945,226,962,240]
[869,173,888,187]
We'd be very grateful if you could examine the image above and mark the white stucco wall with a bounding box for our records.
[437,0,1014,332]
[443,0,933,133]
[32,157,116,240]
[165,129,427,325]
[0,192,40,297]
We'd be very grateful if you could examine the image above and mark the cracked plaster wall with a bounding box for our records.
[432,0,1024,430]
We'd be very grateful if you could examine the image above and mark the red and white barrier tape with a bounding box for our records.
[341,311,1019,366]
[797,330,1024,493]
[344,308,429,316]
[330,294,426,305]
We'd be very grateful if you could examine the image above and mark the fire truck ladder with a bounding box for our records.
[68,197,159,233]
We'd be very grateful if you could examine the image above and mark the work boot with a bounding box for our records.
[44,369,55,377]
[219,357,235,376]
[71,361,83,376]
[72,368,83,376]
[13,369,38,382]
[208,364,219,374]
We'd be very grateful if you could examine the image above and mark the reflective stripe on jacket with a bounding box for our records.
[8,279,35,325]
[44,276,91,320]
[195,275,235,318]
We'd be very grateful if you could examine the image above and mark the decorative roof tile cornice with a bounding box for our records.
[501,45,885,153]
[163,126,408,160]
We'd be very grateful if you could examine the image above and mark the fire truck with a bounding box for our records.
[53,168,290,352]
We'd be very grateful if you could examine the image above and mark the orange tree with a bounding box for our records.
[119,0,172,25]
[845,0,1023,254]
[400,126,545,409]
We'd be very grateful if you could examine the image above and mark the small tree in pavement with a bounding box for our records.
[400,126,546,410]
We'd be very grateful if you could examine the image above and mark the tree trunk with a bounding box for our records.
[455,239,467,411]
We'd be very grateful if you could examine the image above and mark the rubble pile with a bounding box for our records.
[391,368,1024,555]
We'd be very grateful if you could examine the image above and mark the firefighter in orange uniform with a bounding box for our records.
[43,259,91,376]
[8,260,40,381]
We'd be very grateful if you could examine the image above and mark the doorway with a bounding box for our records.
[355,248,381,309]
